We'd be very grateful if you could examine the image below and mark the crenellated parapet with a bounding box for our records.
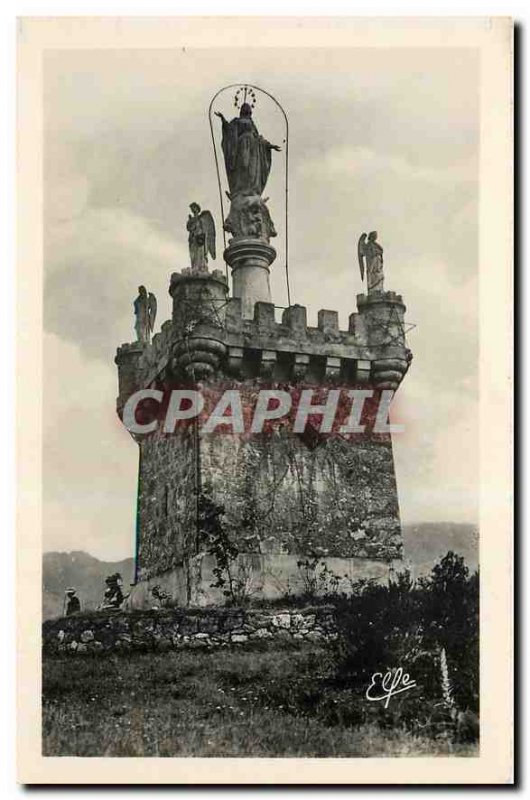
[215,290,411,388]
[115,319,174,413]
[115,277,412,414]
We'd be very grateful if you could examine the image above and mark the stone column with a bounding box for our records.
[224,238,276,319]
[114,342,145,415]
[169,269,228,330]
[356,292,406,346]
[356,291,411,390]
[168,269,229,381]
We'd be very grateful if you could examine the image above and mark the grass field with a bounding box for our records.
[42,643,477,758]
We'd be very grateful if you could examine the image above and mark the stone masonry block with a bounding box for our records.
[254,302,276,328]
[317,309,339,333]
[282,304,307,334]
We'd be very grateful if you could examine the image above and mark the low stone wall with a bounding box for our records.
[42,606,337,657]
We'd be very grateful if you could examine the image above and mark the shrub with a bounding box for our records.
[330,552,479,739]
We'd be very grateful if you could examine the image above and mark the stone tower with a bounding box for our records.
[115,95,412,608]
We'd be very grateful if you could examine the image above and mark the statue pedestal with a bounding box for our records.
[224,238,276,320]
[168,269,229,381]
[169,269,228,328]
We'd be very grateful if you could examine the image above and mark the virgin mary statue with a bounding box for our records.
[215,103,281,198]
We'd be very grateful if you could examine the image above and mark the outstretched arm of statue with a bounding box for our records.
[214,111,227,126]
[262,137,281,152]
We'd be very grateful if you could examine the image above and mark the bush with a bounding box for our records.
[330,552,479,740]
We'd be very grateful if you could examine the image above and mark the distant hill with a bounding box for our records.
[42,523,478,619]
[402,522,478,578]
[42,551,135,620]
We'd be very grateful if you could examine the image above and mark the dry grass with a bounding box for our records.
[43,645,478,758]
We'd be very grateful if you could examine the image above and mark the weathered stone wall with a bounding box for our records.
[133,402,401,602]
[42,606,337,657]
[134,424,400,601]
[136,425,196,583]
[126,553,393,609]
[201,429,401,560]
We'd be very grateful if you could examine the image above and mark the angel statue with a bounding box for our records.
[147,291,157,336]
[134,286,157,343]
[187,202,216,272]
[358,231,385,294]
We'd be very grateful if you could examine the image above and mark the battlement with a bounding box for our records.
[115,274,412,413]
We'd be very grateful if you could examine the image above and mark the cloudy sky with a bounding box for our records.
[43,46,478,560]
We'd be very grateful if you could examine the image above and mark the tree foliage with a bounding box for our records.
[332,551,479,736]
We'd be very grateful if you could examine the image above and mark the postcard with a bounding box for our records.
[17,16,513,784]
